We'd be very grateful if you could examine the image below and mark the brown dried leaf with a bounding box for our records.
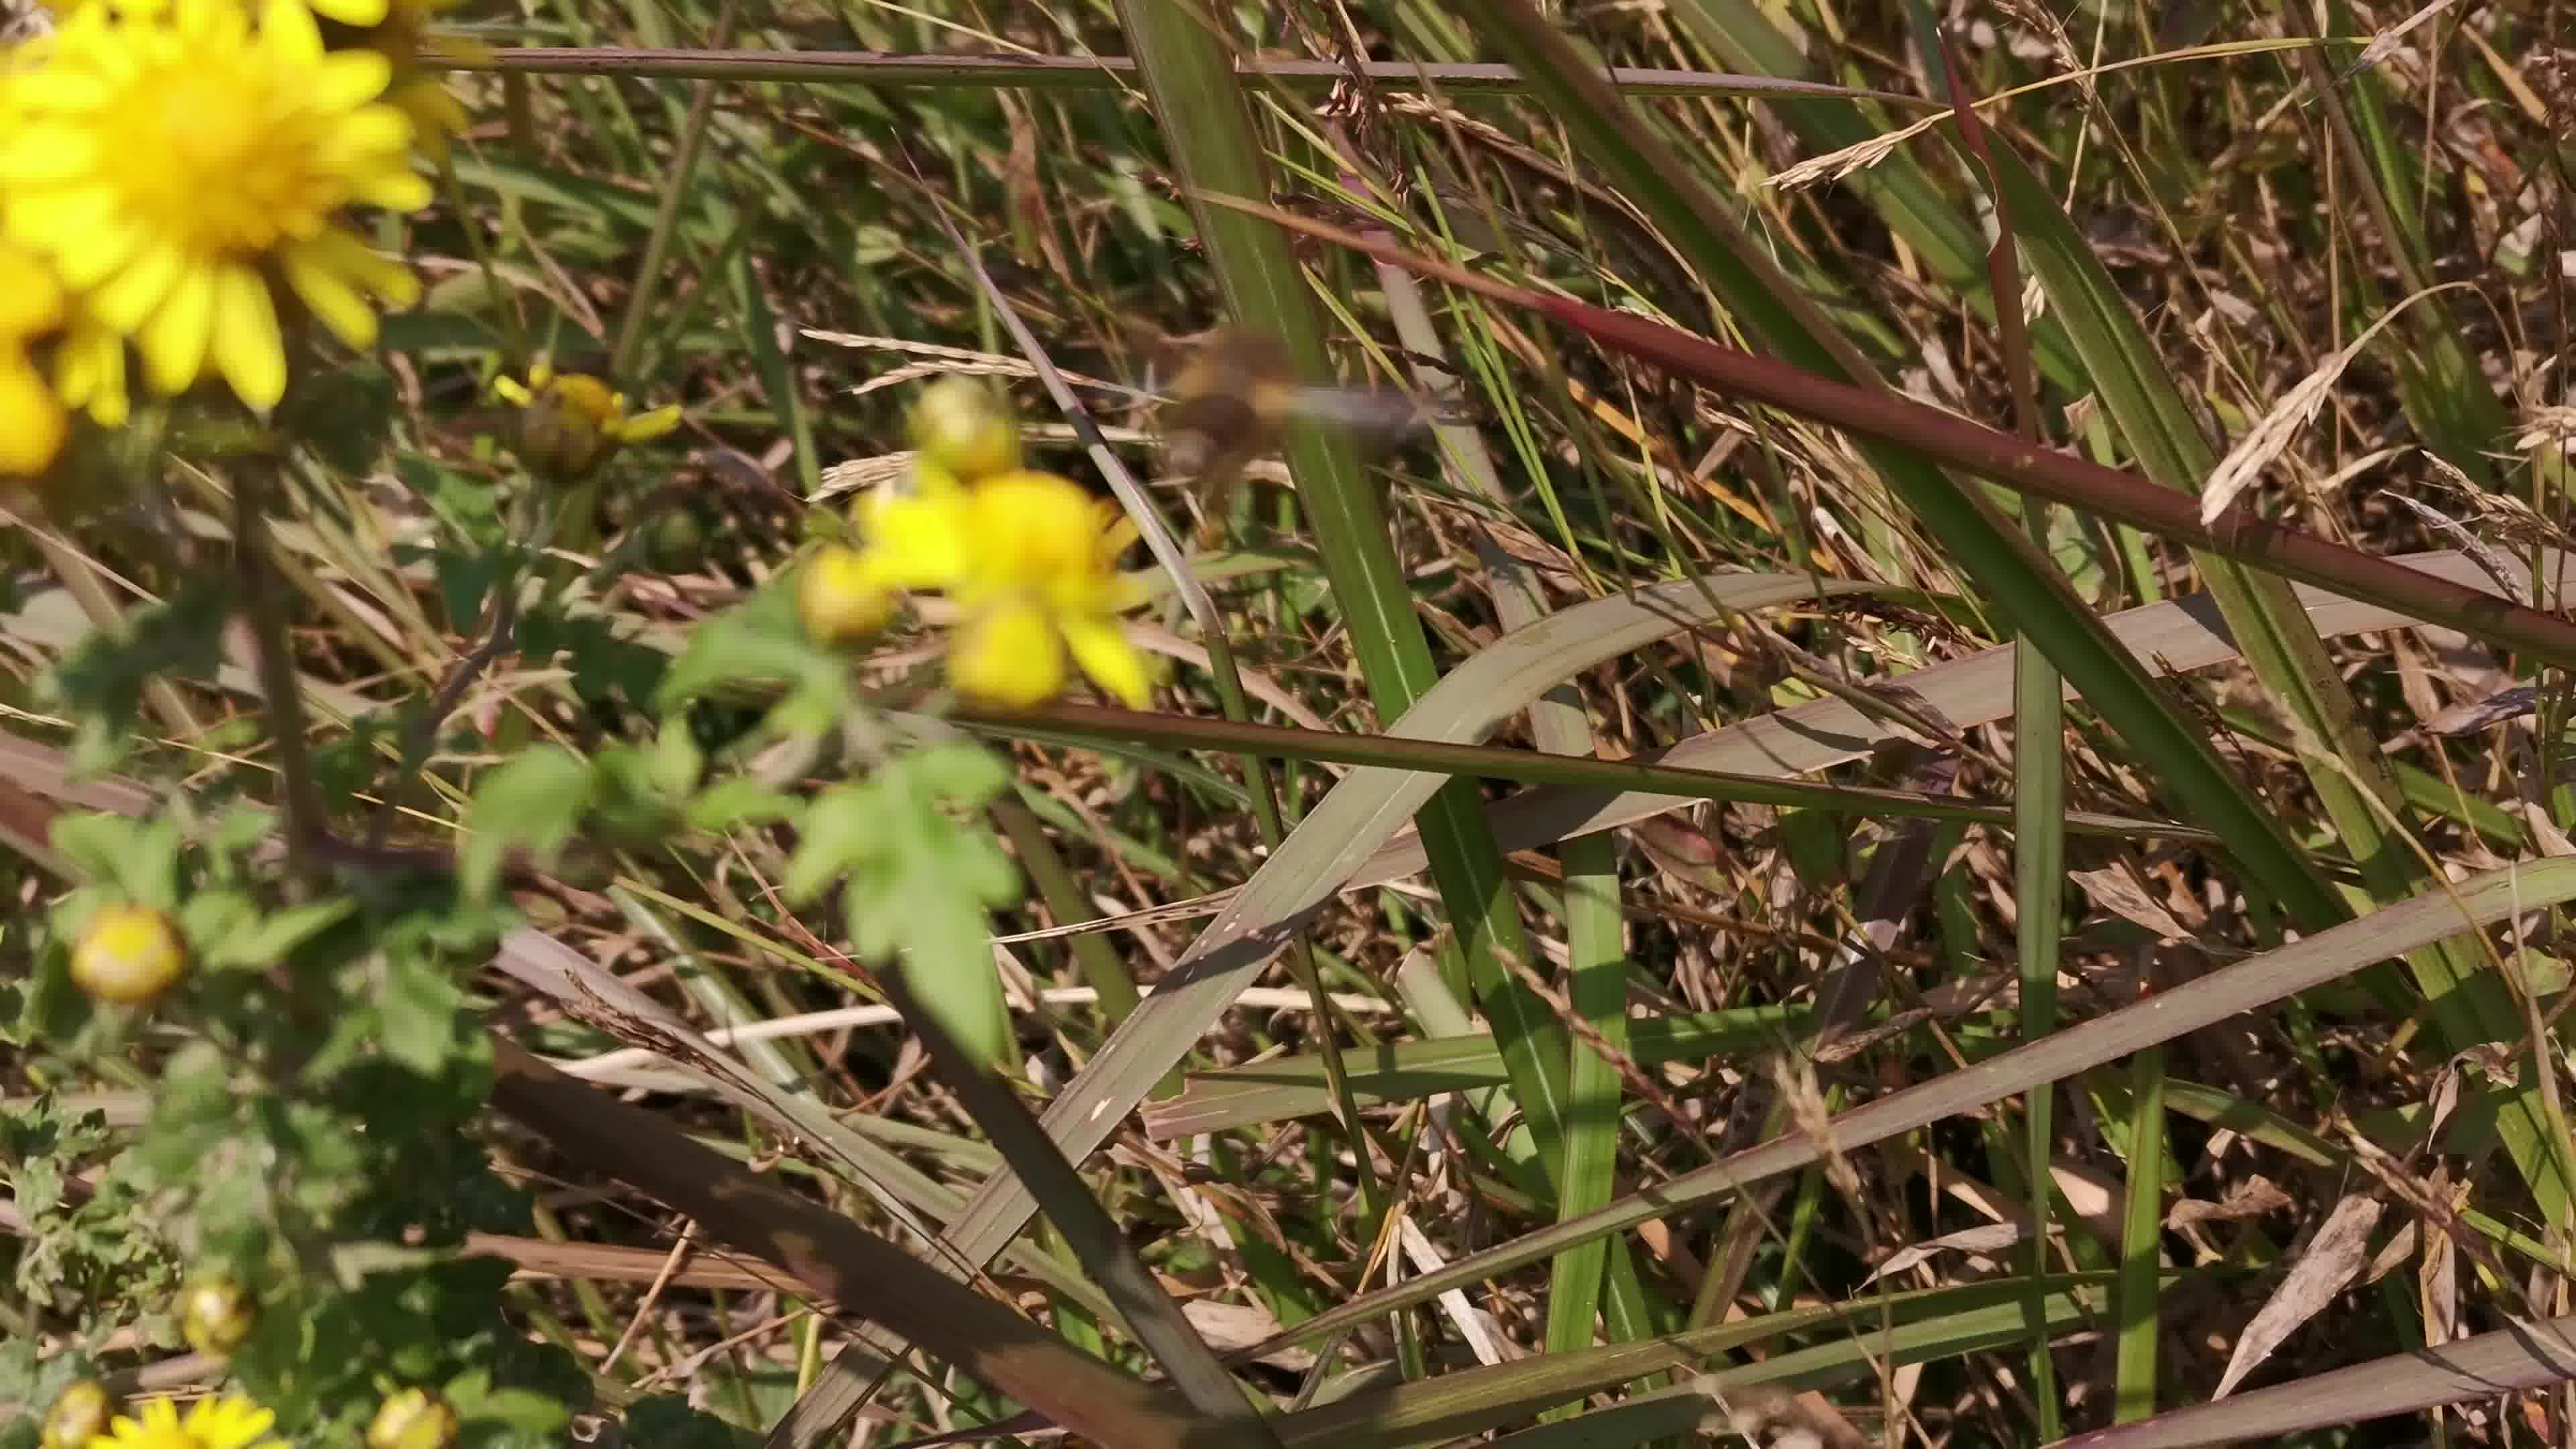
[2166,1175,2293,1229]
[2070,864,2196,943]
[2213,1192,2385,1399]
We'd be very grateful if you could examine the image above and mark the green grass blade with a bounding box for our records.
[2113,1044,2167,1422]
[1140,1008,1809,1138]
[1228,858,2576,1356]
[1975,138,2576,1224]
[1114,0,1584,1224]
[1661,0,2088,393]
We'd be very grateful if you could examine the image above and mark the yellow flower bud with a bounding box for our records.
[494,364,682,480]
[70,904,187,1006]
[178,1273,256,1356]
[908,376,1020,482]
[42,1380,114,1449]
[798,545,896,647]
[368,1387,461,1449]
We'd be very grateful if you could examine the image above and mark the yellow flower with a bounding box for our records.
[492,362,682,479]
[85,1393,281,1449]
[1,0,429,412]
[852,468,1152,709]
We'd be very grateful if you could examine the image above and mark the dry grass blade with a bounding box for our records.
[485,1044,1246,1449]
[1234,857,2576,1358]
[2053,1316,2576,1448]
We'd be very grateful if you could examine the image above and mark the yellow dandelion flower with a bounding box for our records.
[492,362,682,479]
[85,1392,282,1449]
[1,0,429,412]
[851,468,1153,709]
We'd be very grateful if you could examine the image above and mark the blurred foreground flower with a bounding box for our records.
[325,0,480,160]
[845,468,1153,709]
[0,239,71,476]
[1,0,429,413]
[85,1393,282,1449]
[494,362,682,479]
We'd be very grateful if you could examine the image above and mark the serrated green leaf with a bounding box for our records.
[783,783,884,903]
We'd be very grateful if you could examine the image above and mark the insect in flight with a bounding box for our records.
[1150,328,1466,479]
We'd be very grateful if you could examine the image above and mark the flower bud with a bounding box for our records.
[178,1273,255,1355]
[42,1380,113,1449]
[70,904,186,1006]
[368,1387,461,1449]
[798,545,895,648]
[908,376,1019,482]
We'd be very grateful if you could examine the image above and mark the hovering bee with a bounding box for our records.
[1152,329,1460,479]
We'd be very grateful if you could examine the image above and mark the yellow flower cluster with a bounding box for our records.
[0,0,468,482]
[801,379,1157,710]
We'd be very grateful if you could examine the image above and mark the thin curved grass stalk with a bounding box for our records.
[1232,857,2576,1358]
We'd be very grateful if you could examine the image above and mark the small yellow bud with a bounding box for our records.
[798,546,896,647]
[908,376,1020,482]
[42,1380,113,1449]
[178,1273,256,1356]
[70,904,186,1006]
[368,1387,462,1449]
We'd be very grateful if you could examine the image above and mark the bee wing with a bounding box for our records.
[1284,385,1438,440]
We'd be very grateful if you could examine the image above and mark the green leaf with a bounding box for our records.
[682,777,801,833]
[211,899,360,972]
[380,949,467,1074]
[460,748,596,901]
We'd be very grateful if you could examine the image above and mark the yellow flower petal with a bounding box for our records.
[949,600,1066,708]
[610,404,682,443]
[260,0,328,60]
[85,243,182,332]
[137,263,213,394]
[54,319,130,426]
[1061,612,1152,708]
[858,490,974,590]
[0,357,69,478]
[209,262,286,410]
[301,0,388,27]
[0,246,67,339]
[280,238,378,347]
